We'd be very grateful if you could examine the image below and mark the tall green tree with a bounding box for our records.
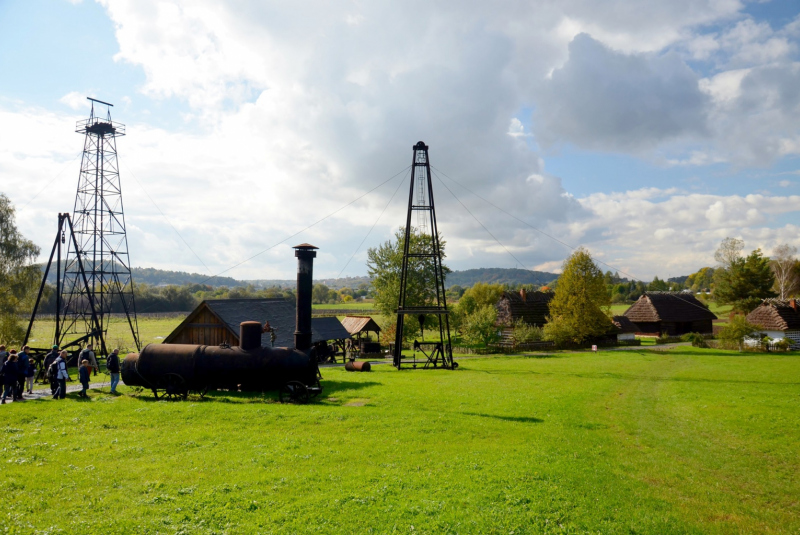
[543,248,611,345]
[0,194,41,344]
[714,248,776,313]
[366,227,450,339]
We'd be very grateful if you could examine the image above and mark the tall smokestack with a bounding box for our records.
[293,243,317,351]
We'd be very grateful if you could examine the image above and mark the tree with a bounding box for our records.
[714,248,776,313]
[647,276,669,291]
[714,237,744,269]
[770,244,799,300]
[312,283,331,304]
[685,267,715,292]
[461,305,500,346]
[367,227,450,315]
[366,227,450,340]
[0,194,41,344]
[456,282,504,316]
[543,248,611,345]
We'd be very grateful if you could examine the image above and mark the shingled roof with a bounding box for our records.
[495,289,554,326]
[746,299,800,331]
[341,316,382,335]
[623,292,717,323]
[165,298,350,347]
[612,315,638,333]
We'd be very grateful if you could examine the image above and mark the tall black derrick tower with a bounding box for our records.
[25,98,141,356]
[393,141,455,370]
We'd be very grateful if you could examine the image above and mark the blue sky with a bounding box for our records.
[1,0,799,281]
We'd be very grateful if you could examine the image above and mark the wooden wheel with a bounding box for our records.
[279,381,309,404]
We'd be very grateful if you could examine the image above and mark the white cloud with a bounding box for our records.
[5,0,800,281]
[59,92,91,110]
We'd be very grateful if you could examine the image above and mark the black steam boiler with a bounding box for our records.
[121,244,323,403]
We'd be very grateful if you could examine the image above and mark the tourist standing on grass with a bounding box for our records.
[24,356,36,394]
[79,343,99,376]
[106,348,121,394]
[52,350,69,400]
[44,345,59,394]
[78,359,90,398]
[1,352,18,404]
[16,347,29,400]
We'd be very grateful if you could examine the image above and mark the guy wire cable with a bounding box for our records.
[20,151,83,209]
[134,164,413,314]
[336,167,410,278]
[432,169,529,271]
[124,165,214,278]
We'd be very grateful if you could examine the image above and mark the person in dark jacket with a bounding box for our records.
[2,353,18,404]
[16,347,29,400]
[24,357,36,394]
[106,348,121,394]
[78,359,91,398]
[44,345,59,394]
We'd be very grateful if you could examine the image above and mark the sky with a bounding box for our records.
[1,0,799,282]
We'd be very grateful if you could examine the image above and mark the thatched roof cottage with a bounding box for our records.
[623,292,717,335]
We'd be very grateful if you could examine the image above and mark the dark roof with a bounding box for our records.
[312,317,351,342]
[495,290,553,326]
[612,315,638,333]
[623,292,717,323]
[170,298,349,347]
[746,299,800,331]
[341,316,382,335]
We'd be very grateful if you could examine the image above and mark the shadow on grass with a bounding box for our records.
[460,411,544,423]
[127,380,383,404]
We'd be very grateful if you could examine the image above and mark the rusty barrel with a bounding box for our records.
[345,361,371,372]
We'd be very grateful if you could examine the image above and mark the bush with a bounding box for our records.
[681,332,708,348]
[774,338,792,351]
[512,319,544,344]
[462,305,500,346]
[543,318,579,348]
[717,315,760,352]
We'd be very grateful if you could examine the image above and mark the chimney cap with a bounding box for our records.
[293,243,318,250]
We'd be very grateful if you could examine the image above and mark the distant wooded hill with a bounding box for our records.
[38,265,557,289]
[444,268,559,288]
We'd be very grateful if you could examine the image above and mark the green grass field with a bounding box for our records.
[312,302,376,310]
[26,316,186,353]
[2,347,798,533]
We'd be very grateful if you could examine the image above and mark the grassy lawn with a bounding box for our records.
[27,316,186,353]
[2,347,798,533]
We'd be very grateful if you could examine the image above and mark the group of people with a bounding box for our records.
[0,345,36,404]
[0,342,123,403]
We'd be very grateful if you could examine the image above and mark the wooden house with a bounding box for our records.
[163,298,350,348]
[623,292,716,335]
[746,299,800,348]
[495,288,553,326]
[494,289,553,346]
[612,315,638,341]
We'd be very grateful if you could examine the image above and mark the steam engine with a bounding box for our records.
[121,244,322,401]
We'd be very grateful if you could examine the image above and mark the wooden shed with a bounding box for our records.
[623,292,717,335]
[341,316,382,339]
[164,298,350,347]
